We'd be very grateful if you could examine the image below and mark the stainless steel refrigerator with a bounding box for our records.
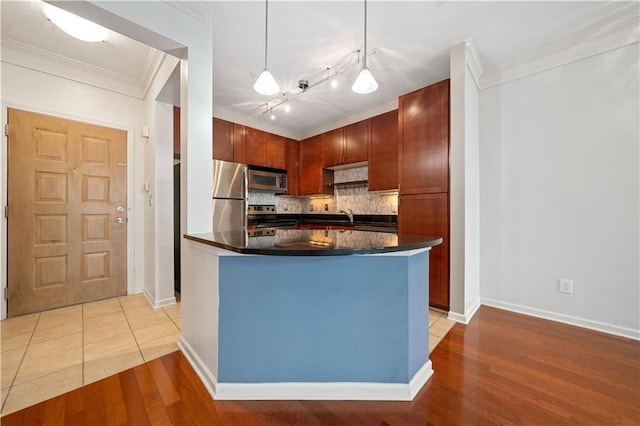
[212,159,248,232]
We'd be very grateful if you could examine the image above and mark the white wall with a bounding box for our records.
[1,63,147,318]
[448,42,481,324]
[141,53,180,308]
[464,60,481,315]
[479,43,639,338]
[151,101,177,306]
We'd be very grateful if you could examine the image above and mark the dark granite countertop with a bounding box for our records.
[184,229,441,256]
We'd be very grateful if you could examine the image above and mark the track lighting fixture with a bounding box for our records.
[257,47,378,119]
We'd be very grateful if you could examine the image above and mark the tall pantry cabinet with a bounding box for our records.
[398,79,450,310]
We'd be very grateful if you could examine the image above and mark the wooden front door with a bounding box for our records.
[7,109,127,316]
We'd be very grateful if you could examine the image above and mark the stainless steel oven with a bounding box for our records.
[248,205,297,228]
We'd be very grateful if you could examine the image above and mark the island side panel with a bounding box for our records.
[217,254,427,384]
[179,240,221,394]
[407,250,429,379]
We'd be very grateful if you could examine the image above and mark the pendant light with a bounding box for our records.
[254,0,280,96]
[352,0,378,94]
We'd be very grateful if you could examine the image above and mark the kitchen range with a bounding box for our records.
[247,204,296,230]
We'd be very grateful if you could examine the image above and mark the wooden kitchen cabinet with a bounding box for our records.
[323,128,344,167]
[266,133,286,169]
[212,117,234,161]
[245,127,267,166]
[243,126,286,169]
[233,124,246,164]
[343,119,369,164]
[398,79,449,195]
[368,110,398,191]
[323,120,368,167]
[398,193,449,310]
[285,138,299,196]
[299,134,333,196]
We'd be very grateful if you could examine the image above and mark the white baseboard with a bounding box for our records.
[408,360,434,400]
[142,288,176,309]
[215,360,433,401]
[177,335,218,399]
[481,298,640,341]
[447,298,481,324]
[153,296,177,309]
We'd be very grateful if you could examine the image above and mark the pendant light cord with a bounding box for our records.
[363,0,367,69]
[264,0,269,70]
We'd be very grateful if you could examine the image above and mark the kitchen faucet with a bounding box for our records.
[338,208,354,223]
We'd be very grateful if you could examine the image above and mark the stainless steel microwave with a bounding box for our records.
[248,168,287,193]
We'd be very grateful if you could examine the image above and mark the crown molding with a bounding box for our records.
[479,12,640,89]
[1,37,166,100]
[140,49,170,99]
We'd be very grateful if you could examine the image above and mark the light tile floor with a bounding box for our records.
[428,309,456,352]
[0,294,180,416]
[0,297,453,417]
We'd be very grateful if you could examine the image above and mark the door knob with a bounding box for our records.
[116,217,126,224]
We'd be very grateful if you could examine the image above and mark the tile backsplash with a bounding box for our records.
[248,191,306,213]
[248,166,398,215]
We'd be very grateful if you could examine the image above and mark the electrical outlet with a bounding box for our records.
[559,279,573,294]
[324,203,328,211]
[309,204,313,212]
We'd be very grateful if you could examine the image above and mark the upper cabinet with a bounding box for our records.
[212,117,234,162]
[398,79,450,194]
[285,138,299,196]
[243,127,286,169]
[368,110,398,191]
[323,119,368,167]
[323,128,344,167]
[266,133,287,170]
[210,116,294,185]
[299,134,333,196]
[233,124,246,164]
[245,127,267,166]
[343,120,369,164]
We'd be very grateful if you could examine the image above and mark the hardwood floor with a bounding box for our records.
[3,306,639,425]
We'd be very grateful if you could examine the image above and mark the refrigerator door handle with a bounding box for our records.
[243,167,248,198]
[243,167,248,230]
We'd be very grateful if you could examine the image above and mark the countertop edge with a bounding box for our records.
[184,233,442,257]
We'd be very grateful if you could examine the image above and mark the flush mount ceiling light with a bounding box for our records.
[352,0,378,94]
[42,4,108,42]
[253,0,280,96]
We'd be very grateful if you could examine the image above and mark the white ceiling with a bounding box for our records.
[1,1,638,139]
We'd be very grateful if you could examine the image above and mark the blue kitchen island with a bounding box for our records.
[180,229,441,401]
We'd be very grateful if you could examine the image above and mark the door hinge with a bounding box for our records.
[2,287,7,301]
[3,206,7,219]
[4,124,8,137]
